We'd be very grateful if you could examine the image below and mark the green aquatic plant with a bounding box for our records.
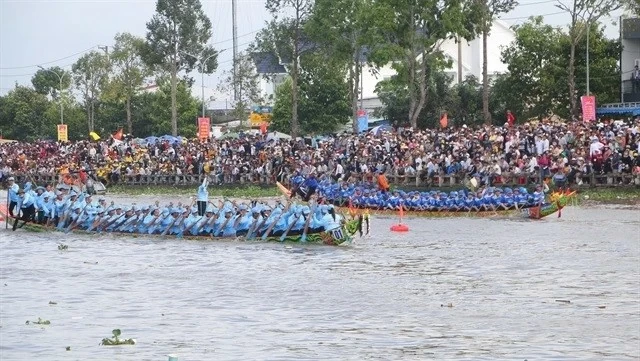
[25,318,50,325]
[58,244,68,250]
[65,346,71,351]
[101,329,136,346]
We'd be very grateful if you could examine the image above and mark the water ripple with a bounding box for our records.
[0,206,638,360]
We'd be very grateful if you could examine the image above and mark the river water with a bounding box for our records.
[0,199,638,360]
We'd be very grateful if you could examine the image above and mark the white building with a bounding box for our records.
[620,16,640,103]
[252,19,516,113]
[359,19,516,111]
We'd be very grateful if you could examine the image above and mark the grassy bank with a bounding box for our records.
[573,187,640,204]
[107,184,282,198]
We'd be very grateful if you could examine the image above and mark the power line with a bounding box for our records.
[0,30,261,71]
[0,39,255,78]
[500,11,565,21]
[517,0,556,6]
[0,46,99,70]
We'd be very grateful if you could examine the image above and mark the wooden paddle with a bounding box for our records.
[216,214,234,237]
[280,214,301,242]
[261,210,286,241]
[161,215,182,236]
[300,203,317,242]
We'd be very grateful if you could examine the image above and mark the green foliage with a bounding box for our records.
[0,86,56,141]
[143,0,216,135]
[105,33,149,134]
[217,51,264,124]
[72,51,110,133]
[25,317,50,325]
[271,55,350,135]
[365,0,482,127]
[133,78,199,137]
[306,0,372,132]
[101,329,136,346]
[623,0,640,14]
[493,17,620,121]
[31,66,72,98]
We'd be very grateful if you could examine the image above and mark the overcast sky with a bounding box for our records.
[0,0,623,98]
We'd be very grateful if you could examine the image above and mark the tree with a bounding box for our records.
[0,86,56,141]
[258,0,314,138]
[105,32,149,135]
[133,78,200,137]
[217,51,264,125]
[375,53,459,128]
[493,17,620,120]
[72,51,110,133]
[271,55,350,134]
[306,0,371,133]
[496,18,566,120]
[555,0,622,119]
[31,66,72,99]
[143,0,217,136]
[623,0,640,14]
[477,0,518,124]
[366,0,480,129]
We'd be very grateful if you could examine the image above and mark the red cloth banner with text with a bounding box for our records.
[198,117,210,140]
[580,95,596,122]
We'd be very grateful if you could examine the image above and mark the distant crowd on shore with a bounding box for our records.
[1,118,639,188]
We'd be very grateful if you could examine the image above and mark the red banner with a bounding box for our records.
[439,112,448,128]
[580,95,596,122]
[198,117,210,140]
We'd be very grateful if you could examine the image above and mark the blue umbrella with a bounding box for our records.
[145,136,159,144]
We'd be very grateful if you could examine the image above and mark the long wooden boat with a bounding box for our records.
[338,197,569,220]
[277,182,574,220]
[0,211,364,246]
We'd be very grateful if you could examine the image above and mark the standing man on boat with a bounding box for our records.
[196,177,209,216]
[13,188,36,230]
[7,177,19,217]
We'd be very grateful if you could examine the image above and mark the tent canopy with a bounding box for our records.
[369,125,393,135]
[266,131,292,141]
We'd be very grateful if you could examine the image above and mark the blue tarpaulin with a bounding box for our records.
[597,107,640,116]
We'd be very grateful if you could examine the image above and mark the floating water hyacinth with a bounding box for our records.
[25,318,50,325]
[101,329,136,346]
[58,244,68,250]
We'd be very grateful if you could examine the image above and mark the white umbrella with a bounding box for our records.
[267,131,292,141]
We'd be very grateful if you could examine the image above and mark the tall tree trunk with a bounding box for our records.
[170,63,178,136]
[90,100,95,132]
[482,26,491,125]
[568,42,577,120]
[86,101,91,134]
[352,55,361,134]
[291,52,300,138]
[126,95,132,135]
[409,52,428,129]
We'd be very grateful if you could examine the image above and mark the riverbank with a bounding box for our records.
[104,184,640,206]
[107,184,281,198]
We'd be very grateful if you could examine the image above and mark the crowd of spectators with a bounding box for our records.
[1,118,639,188]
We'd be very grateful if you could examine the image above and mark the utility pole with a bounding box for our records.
[181,51,217,118]
[457,36,463,84]
[232,0,239,104]
[586,22,590,96]
[38,66,67,125]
